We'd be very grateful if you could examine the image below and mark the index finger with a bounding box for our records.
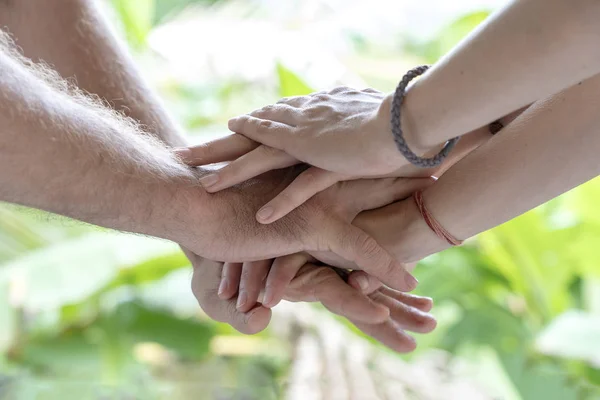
[175,134,258,166]
[288,264,389,324]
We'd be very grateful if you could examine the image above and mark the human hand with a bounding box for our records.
[176,87,440,224]
[188,252,436,353]
[176,169,430,292]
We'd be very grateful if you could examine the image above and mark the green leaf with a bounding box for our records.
[105,302,215,360]
[276,63,314,97]
[498,350,580,400]
[0,233,181,311]
[0,281,15,353]
[111,0,156,49]
[441,301,530,353]
[536,310,600,367]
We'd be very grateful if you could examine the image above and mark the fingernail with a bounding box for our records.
[405,274,419,291]
[244,308,257,324]
[256,206,273,221]
[237,292,248,310]
[173,147,192,162]
[200,173,219,188]
[355,275,369,292]
[218,280,228,298]
[263,291,274,308]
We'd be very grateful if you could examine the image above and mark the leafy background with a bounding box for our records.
[1,0,600,399]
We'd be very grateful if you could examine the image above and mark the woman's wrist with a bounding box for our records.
[375,94,444,170]
[353,196,450,263]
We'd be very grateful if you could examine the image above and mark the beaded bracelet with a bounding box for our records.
[390,65,460,168]
[413,190,463,246]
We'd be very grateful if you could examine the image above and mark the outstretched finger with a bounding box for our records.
[238,259,272,313]
[199,145,298,192]
[370,289,436,334]
[327,223,418,293]
[174,134,258,166]
[352,319,417,353]
[228,115,296,153]
[256,167,345,224]
[250,104,303,126]
[305,265,390,324]
[218,262,242,300]
[263,253,309,308]
[378,286,434,312]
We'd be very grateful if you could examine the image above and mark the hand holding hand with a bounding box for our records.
[188,252,436,353]
[179,169,430,293]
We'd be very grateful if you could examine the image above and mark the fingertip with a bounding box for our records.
[256,206,275,223]
[416,297,434,312]
[404,273,419,292]
[374,304,391,323]
[217,279,233,300]
[242,306,272,335]
[347,272,382,295]
[173,147,192,163]
[398,336,417,353]
[419,314,437,333]
[228,117,240,131]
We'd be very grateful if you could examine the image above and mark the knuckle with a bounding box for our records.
[260,104,276,116]
[278,96,295,104]
[300,169,319,185]
[329,86,351,94]
[314,93,330,102]
[354,234,383,261]
[258,119,273,132]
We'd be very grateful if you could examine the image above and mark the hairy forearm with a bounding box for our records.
[0,37,211,242]
[399,0,600,150]
[0,0,186,147]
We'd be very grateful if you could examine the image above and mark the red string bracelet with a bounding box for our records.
[413,190,463,246]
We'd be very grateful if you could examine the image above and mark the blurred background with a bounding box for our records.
[1,0,600,399]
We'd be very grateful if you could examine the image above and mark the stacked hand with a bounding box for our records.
[176,126,441,352]
[188,254,436,353]
[176,87,439,224]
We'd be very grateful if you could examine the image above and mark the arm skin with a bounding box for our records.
[0,28,418,295]
[354,73,600,263]
[396,0,600,152]
[0,0,186,147]
[1,0,435,351]
[0,0,426,334]
[182,0,600,224]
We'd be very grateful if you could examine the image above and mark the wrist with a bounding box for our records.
[377,94,441,169]
[353,196,449,263]
[138,168,220,250]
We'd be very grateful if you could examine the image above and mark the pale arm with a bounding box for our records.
[356,74,600,262]
[401,0,600,151]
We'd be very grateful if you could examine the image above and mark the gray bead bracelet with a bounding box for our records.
[390,65,460,168]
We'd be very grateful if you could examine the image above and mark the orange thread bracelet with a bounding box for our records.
[413,191,463,246]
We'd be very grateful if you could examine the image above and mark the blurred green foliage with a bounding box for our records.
[1,2,600,399]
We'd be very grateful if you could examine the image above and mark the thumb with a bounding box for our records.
[326,222,418,292]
